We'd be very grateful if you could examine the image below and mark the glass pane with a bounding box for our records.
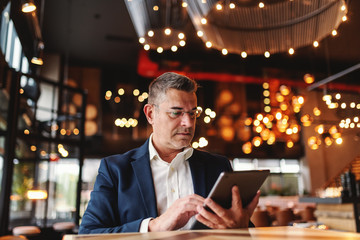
[12,36,22,71]
[0,3,10,55]
[232,158,254,170]
[257,159,281,172]
[280,159,300,173]
[282,173,299,195]
[9,160,35,228]
[37,158,79,225]
[21,55,29,74]
[80,159,100,217]
[0,155,3,193]
[5,20,13,63]
[36,83,58,122]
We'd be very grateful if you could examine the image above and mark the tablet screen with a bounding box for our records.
[190,170,270,229]
[207,170,270,209]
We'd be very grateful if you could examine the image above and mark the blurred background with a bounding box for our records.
[1,0,360,237]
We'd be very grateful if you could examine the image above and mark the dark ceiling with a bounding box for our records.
[41,0,360,85]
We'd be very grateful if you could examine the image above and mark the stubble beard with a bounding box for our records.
[171,127,194,149]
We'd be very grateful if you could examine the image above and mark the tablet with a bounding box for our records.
[190,170,270,229]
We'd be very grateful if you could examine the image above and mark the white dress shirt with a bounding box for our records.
[139,135,195,232]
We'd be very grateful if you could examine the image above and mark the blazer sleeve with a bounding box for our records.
[79,158,143,234]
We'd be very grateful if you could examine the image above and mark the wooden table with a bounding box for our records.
[64,226,360,240]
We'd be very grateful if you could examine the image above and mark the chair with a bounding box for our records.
[12,226,41,240]
[275,208,295,226]
[0,236,28,240]
[251,210,272,227]
[300,206,316,222]
[52,222,76,239]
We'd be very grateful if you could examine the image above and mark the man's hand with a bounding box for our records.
[148,194,205,231]
[195,186,260,229]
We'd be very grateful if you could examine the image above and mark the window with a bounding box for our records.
[80,159,101,218]
[0,3,10,55]
[232,158,303,196]
[0,155,3,193]
[33,158,79,224]
[1,2,29,73]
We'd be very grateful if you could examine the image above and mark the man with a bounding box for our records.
[79,72,260,233]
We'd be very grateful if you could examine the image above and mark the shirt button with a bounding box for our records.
[171,188,175,193]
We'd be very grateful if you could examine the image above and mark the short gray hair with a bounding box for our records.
[148,72,198,105]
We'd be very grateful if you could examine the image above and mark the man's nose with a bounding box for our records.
[180,113,194,126]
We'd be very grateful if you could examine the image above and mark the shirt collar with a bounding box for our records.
[148,134,193,162]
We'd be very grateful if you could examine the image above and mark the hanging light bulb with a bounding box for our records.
[303,73,315,84]
[31,41,44,66]
[288,48,295,55]
[164,28,171,35]
[264,51,270,58]
[22,0,36,13]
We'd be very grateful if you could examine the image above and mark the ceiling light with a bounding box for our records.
[171,45,178,52]
[144,44,150,50]
[197,31,204,37]
[22,0,36,13]
[222,48,228,55]
[156,47,163,53]
[164,28,171,35]
[148,30,154,37]
[125,1,188,51]
[31,41,44,66]
[206,41,212,48]
[335,137,343,144]
[179,40,186,46]
[288,48,295,55]
[31,57,43,65]
[303,73,314,84]
[185,1,345,57]
[313,41,319,47]
[342,16,347,22]
[332,30,337,36]
[264,51,270,58]
[241,51,247,58]
[139,37,145,44]
[322,94,331,101]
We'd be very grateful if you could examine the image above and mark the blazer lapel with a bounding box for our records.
[188,151,207,197]
[131,141,158,217]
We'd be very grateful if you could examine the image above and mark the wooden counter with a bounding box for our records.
[64,226,360,240]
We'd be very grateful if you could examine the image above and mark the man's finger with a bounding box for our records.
[231,185,242,209]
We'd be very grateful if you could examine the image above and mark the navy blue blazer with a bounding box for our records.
[79,139,233,234]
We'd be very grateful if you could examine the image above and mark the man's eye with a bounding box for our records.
[188,112,196,117]
[170,111,182,117]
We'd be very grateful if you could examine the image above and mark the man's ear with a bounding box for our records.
[143,104,154,124]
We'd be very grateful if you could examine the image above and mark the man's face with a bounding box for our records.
[150,89,198,152]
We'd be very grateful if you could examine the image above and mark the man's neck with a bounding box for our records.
[155,146,182,163]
